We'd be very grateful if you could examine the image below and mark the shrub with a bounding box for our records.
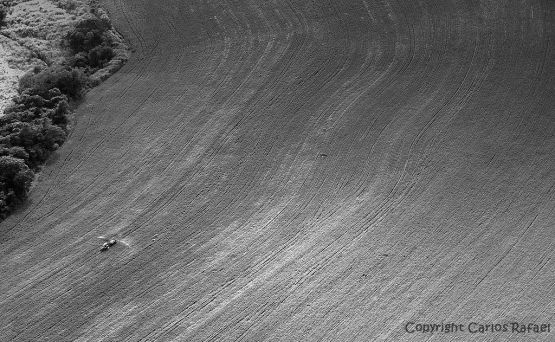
[67,52,89,69]
[66,17,112,53]
[8,121,66,169]
[65,17,114,70]
[0,156,34,195]
[1,86,71,169]
[0,191,11,219]
[54,0,77,12]
[0,146,29,164]
[0,156,34,219]
[0,4,7,28]
[87,44,114,68]
[47,98,70,129]
[19,65,89,99]
[9,88,67,110]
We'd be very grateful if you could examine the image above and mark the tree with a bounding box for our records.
[0,156,34,200]
[66,17,112,54]
[19,65,88,99]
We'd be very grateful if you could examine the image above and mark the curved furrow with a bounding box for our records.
[1,0,554,341]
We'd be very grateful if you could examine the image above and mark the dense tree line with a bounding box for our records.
[0,16,117,220]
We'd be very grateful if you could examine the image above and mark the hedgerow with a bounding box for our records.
[0,12,124,221]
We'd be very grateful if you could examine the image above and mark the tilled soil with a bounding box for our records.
[1,0,554,341]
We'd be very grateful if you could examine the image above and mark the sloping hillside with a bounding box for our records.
[1,0,554,341]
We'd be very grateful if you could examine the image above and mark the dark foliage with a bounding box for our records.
[87,44,115,68]
[0,15,122,221]
[0,5,7,28]
[0,87,70,219]
[0,156,34,220]
[19,65,89,99]
[65,17,114,70]
[67,17,111,52]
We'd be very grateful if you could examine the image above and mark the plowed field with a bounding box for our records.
[1,0,554,341]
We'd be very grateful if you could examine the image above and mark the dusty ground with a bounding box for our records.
[0,0,554,341]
